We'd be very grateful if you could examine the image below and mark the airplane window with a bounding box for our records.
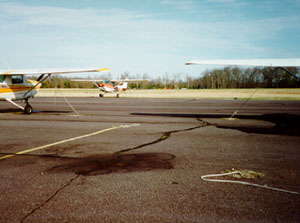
[0,75,6,83]
[12,75,24,84]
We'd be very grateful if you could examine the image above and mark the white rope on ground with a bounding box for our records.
[50,76,78,115]
[54,87,58,105]
[201,171,300,195]
[56,88,80,116]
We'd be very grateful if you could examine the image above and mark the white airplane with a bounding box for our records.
[0,68,110,114]
[72,78,150,98]
[185,58,300,79]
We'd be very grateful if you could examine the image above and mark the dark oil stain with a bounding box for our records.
[47,152,175,176]
[1,143,22,150]
[45,147,67,155]
[46,143,85,155]
[14,156,38,167]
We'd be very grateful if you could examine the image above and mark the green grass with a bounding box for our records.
[37,88,300,100]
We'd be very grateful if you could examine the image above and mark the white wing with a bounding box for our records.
[185,59,300,67]
[111,79,151,82]
[71,79,151,83]
[71,79,104,82]
[0,68,110,75]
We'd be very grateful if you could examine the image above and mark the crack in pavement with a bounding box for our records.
[19,119,209,221]
[116,119,209,154]
[20,175,79,223]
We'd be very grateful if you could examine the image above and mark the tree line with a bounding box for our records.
[39,67,300,89]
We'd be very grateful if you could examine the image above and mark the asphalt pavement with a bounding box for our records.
[0,97,300,223]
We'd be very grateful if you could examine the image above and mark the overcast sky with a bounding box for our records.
[1,0,300,79]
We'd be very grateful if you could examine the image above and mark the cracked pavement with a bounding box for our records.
[0,97,300,222]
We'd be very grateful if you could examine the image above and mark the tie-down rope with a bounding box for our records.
[201,171,300,195]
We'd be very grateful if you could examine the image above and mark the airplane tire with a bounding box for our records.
[116,94,119,98]
[24,104,33,114]
[99,94,103,98]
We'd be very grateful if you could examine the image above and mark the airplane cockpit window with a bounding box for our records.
[0,75,6,83]
[12,75,24,84]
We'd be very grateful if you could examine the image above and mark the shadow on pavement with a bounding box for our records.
[131,112,300,136]
[0,108,73,115]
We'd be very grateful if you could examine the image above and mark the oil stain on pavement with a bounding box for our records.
[47,153,175,176]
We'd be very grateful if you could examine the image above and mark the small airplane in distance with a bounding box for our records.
[0,68,110,114]
[72,78,151,98]
[185,58,300,79]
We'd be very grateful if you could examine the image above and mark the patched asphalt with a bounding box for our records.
[0,97,300,222]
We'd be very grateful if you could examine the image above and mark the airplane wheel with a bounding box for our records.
[24,104,33,114]
[99,94,103,98]
[116,94,119,98]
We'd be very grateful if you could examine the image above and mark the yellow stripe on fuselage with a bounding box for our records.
[0,80,40,94]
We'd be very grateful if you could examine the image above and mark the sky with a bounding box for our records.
[0,0,300,79]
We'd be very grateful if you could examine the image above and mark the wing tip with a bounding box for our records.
[97,68,111,72]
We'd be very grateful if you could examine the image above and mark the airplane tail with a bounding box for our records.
[117,82,128,91]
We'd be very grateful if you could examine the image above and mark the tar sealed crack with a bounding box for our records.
[46,119,208,176]
[20,175,79,223]
[19,119,209,220]
[116,119,208,154]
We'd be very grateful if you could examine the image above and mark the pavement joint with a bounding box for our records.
[20,175,80,223]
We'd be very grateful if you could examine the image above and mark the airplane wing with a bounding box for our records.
[0,68,110,75]
[111,79,151,82]
[71,79,104,82]
[71,79,151,83]
[185,59,300,67]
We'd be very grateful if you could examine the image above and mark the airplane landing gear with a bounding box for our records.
[5,98,33,114]
[116,94,119,98]
[24,103,33,114]
[99,94,104,98]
